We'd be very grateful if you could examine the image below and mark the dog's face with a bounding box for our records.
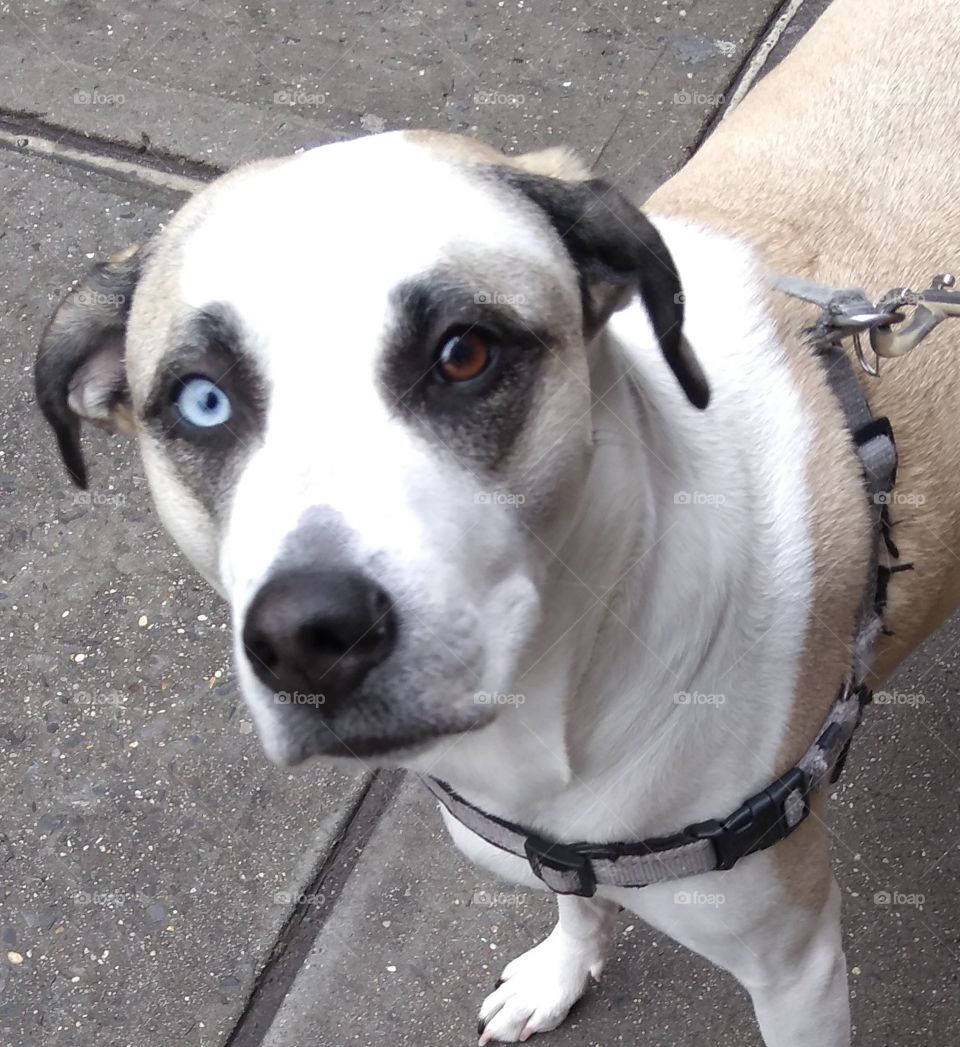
[35,132,706,766]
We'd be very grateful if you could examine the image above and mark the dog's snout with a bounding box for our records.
[242,569,397,702]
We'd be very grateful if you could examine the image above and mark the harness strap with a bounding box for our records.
[820,344,899,683]
[422,336,898,898]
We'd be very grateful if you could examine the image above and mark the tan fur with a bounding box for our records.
[649,0,960,902]
[404,129,592,181]
[111,402,137,435]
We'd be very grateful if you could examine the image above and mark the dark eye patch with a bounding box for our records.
[143,303,266,518]
[379,272,554,469]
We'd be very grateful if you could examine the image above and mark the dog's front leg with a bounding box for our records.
[477,893,618,1045]
[620,821,850,1047]
[741,872,849,1047]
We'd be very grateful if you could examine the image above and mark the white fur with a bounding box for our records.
[422,218,814,834]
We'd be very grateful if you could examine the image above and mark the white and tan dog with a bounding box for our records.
[34,2,960,1043]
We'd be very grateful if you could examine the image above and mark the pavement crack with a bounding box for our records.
[693,0,810,148]
[223,769,406,1047]
[0,110,219,197]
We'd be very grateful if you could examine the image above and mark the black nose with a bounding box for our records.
[242,569,397,702]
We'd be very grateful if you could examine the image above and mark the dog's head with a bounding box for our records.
[35,131,707,766]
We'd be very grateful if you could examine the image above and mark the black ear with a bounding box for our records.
[34,245,142,488]
[496,170,709,410]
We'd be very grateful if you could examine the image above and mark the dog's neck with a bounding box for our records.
[416,221,817,841]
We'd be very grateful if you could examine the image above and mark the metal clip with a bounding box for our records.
[814,293,876,343]
[777,269,960,377]
[871,273,960,359]
[815,290,902,374]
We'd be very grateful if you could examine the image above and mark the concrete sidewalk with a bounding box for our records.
[1,1,958,1045]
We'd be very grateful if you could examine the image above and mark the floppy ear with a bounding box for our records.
[495,170,710,409]
[34,245,142,489]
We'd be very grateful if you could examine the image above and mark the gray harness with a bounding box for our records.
[422,272,958,898]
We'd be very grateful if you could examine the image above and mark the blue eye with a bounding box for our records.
[175,376,232,428]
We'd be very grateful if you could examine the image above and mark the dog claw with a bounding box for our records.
[478,1017,487,1037]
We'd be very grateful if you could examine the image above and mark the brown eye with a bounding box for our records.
[435,331,493,383]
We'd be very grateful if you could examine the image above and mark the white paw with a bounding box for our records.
[477,930,604,1044]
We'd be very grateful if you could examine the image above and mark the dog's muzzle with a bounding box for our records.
[229,507,527,761]
[242,567,397,708]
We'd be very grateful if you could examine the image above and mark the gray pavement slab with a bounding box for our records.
[0,149,369,1046]
[0,1,783,194]
[255,621,960,1046]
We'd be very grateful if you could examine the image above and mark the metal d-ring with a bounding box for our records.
[853,332,880,376]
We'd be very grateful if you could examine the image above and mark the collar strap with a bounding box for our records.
[423,683,868,897]
[423,308,898,898]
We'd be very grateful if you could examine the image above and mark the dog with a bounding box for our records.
[33,2,960,1043]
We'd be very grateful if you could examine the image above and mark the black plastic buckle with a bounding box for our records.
[686,767,809,871]
[524,835,597,897]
